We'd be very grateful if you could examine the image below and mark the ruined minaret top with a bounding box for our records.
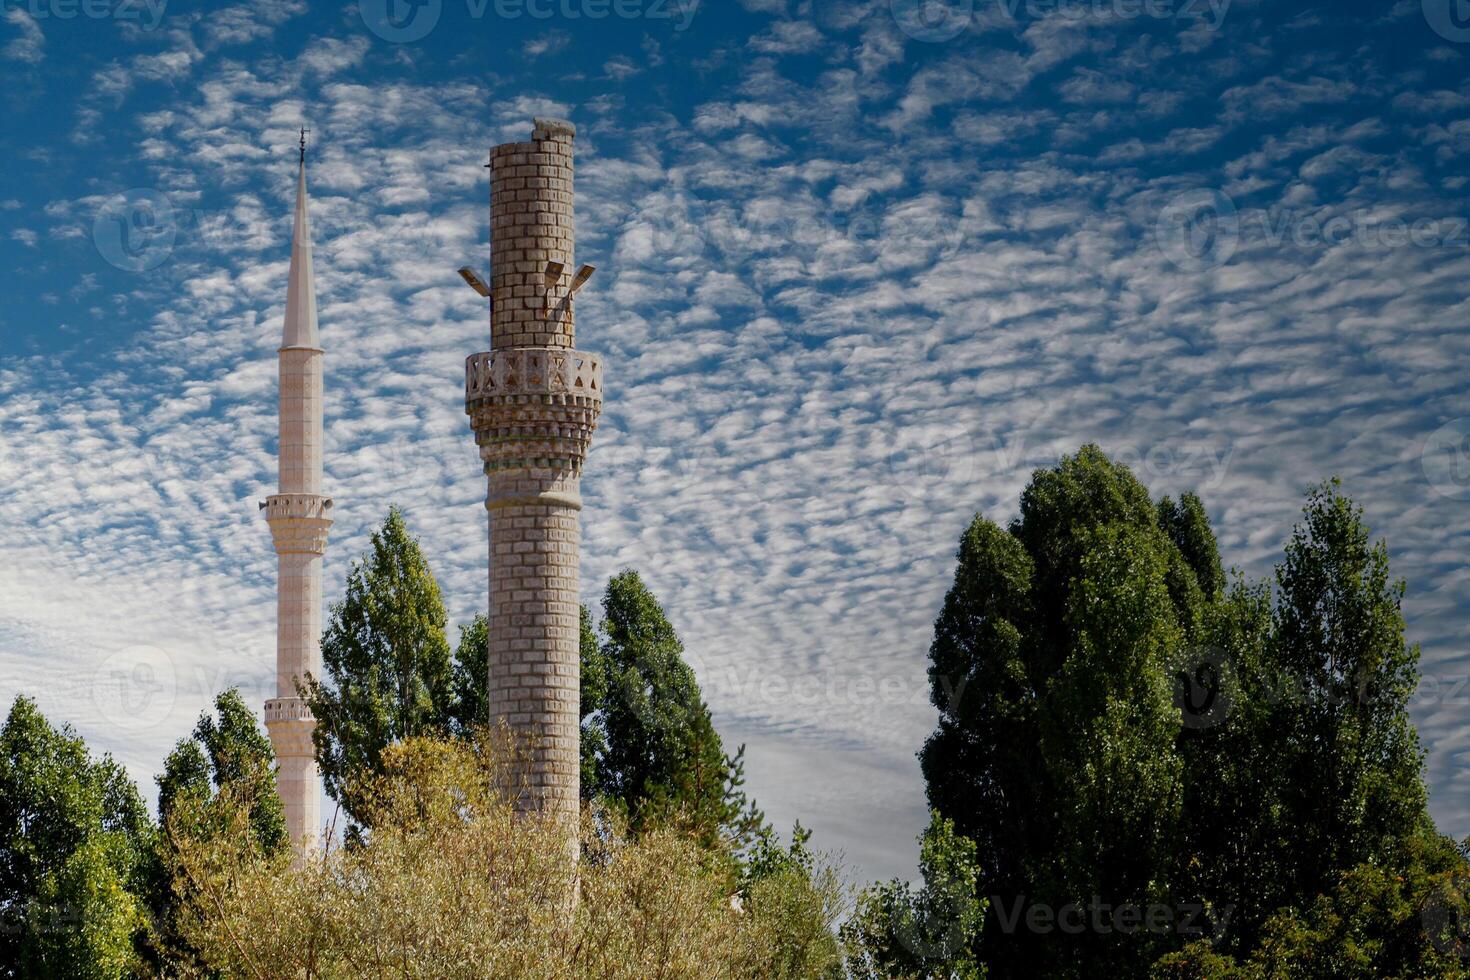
[487,118,585,350]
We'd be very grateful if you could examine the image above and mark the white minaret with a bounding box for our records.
[263,129,332,852]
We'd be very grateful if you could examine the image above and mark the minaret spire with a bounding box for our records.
[282,133,319,350]
[264,132,332,855]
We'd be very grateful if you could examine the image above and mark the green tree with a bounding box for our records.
[157,689,285,851]
[584,570,761,847]
[450,613,488,736]
[844,812,986,980]
[921,446,1208,975]
[578,603,608,793]
[919,447,1448,976]
[1269,480,1428,906]
[0,696,153,979]
[1158,493,1226,601]
[1153,832,1470,978]
[304,506,455,827]
[738,822,846,980]
[152,689,285,971]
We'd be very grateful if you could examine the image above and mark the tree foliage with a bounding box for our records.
[152,689,285,972]
[157,688,285,852]
[304,506,455,826]
[582,570,762,847]
[449,612,489,737]
[166,733,844,979]
[844,812,986,980]
[915,445,1456,977]
[0,696,154,979]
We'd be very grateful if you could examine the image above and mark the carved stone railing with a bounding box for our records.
[464,348,603,407]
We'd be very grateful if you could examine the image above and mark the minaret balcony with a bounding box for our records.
[465,348,604,473]
[263,493,333,555]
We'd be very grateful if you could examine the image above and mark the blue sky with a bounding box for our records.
[0,0,1468,885]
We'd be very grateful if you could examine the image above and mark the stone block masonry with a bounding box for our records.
[467,118,603,825]
[489,118,577,350]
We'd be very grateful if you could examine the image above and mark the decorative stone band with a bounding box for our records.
[465,348,604,476]
[465,347,603,403]
[264,493,334,555]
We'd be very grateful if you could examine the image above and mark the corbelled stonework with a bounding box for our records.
[466,118,602,825]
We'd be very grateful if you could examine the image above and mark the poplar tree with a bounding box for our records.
[157,689,285,851]
[304,506,454,826]
[917,447,1451,977]
[584,570,761,847]
[450,613,489,737]
[152,689,285,972]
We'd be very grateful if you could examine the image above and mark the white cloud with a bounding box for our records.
[524,30,571,59]
[2,8,43,65]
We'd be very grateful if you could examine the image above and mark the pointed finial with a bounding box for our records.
[299,127,310,166]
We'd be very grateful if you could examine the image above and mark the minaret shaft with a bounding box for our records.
[265,149,331,854]
[466,119,602,829]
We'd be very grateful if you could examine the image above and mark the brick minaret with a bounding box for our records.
[264,132,331,852]
[465,118,603,824]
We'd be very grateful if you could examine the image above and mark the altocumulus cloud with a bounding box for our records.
[0,0,1467,885]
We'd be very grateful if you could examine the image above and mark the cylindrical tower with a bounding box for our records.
[465,118,603,823]
[264,145,331,852]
